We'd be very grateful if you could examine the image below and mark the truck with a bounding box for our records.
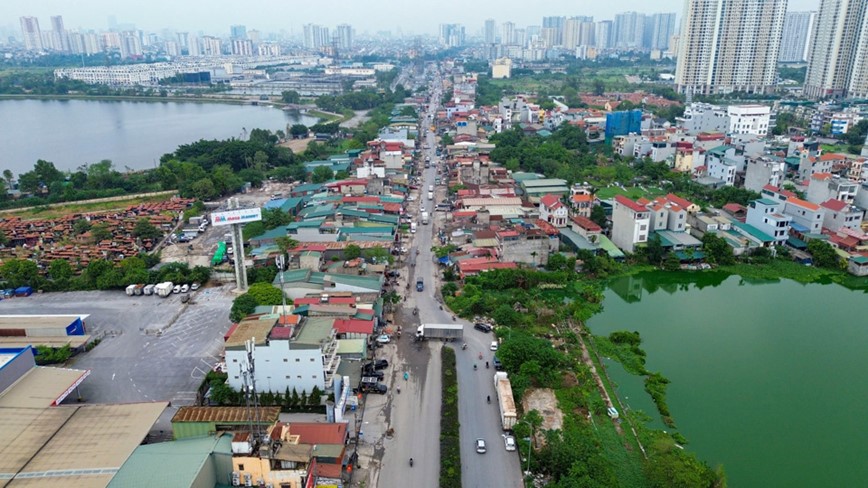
[133,284,145,296]
[155,282,174,298]
[427,191,434,201]
[415,323,464,341]
[421,211,429,224]
[143,284,155,296]
[125,284,136,296]
[494,372,517,430]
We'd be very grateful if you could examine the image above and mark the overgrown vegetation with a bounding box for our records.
[439,347,461,488]
[34,344,73,365]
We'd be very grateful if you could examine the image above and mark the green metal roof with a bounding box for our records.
[293,183,325,193]
[338,226,394,234]
[521,178,569,187]
[295,316,336,346]
[596,235,625,259]
[707,145,731,156]
[753,198,780,207]
[108,435,232,488]
[559,228,600,251]
[732,222,775,243]
[850,256,868,264]
[274,269,313,285]
[249,226,289,242]
[288,219,326,230]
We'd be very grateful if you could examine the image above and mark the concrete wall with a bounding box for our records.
[499,237,550,266]
[0,347,35,393]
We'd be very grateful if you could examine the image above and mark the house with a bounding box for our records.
[783,197,824,235]
[539,194,568,227]
[848,255,868,276]
[496,228,551,266]
[643,196,688,232]
[807,174,858,205]
[820,199,865,231]
[744,157,786,193]
[611,195,651,253]
[705,146,739,186]
[570,193,594,218]
[745,199,792,244]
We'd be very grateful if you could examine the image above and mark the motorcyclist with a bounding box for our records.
[473,364,477,370]
[485,361,489,369]
[410,458,414,467]
[487,395,491,403]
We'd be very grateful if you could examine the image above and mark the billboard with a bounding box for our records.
[211,207,262,227]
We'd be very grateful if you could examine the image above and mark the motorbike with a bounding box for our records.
[485,361,489,369]
[473,364,477,371]
[409,458,414,467]
[397,386,401,394]
[412,307,418,316]
[478,352,483,360]
[462,343,467,350]
[487,395,491,404]
[439,305,443,310]
[452,315,456,321]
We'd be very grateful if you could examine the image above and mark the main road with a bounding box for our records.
[413,67,523,488]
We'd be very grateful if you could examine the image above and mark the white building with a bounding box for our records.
[783,197,825,234]
[676,102,729,135]
[19,16,43,51]
[612,195,651,253]
[539,194,568,227]
[744,157,785,193]
[746,198,792,244]
[225,316,338,395]
[820,199,865,231]
[675,0,787,95]
[779,11,816,63]
[804,0,868,99]
[727,105,771,136]
[491,58,512,79]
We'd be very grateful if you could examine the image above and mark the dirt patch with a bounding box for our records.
[561,371,579,388]
[279,137,314,153]
[522,388,564,432]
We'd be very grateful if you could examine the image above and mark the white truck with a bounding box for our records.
[427,191,434,201]
[415,323,464,341]
[421,211,429,225]
[155,282,174,298]
[125,284,136,296]
[494,372,517,430]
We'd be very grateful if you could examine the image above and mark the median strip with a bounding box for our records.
[439,347,461,488]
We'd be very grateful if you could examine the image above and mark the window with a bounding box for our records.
[296,358,300,362]
[286,375,290,379]
[310,358,315,362]
[238,464,244,471]
[640,225,647,231]
[313,375,317,379]
[284,359,288,362]
[297,375,302,379]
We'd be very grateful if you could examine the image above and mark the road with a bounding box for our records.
[381,65,522,488]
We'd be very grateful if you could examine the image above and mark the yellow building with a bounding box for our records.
[492,58,512,79]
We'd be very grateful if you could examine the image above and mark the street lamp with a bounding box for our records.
[514,419,534,481]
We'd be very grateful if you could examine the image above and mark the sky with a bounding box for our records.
[1,0,820,36]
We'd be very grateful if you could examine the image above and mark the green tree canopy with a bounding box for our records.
[311,166,334,183]
[133,218,162,241]
[247,282,284,306]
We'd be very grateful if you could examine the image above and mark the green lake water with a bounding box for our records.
[587,271,868,487]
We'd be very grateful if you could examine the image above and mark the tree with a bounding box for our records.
[275,236,298,252]
[663,252,681,271]
[701,233,735,265]
[90,223,112,242]
[261,208,292,230]
[590,205,608,230]
[311,166,334,183]
[48,260,74,282]
[133,218,162,241]
[343,244,362,260]
[807,239,843,269]
[72,218,92,235]
[247,282,284,305]
[0,259,40,287]
[308,385,322,406]
[441,133,454,146]
[593,79,606,96]
[289,123,309,139]
[190,178,217,200]
[281,90,301,104]
[844,119,868,146]
[646,234,665,266]
[2,169,13,189]
[230,294,258,322]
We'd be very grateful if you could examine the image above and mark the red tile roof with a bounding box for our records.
[614,195,648,213]
[332,318,374,335]
[571,215,602,232]
[665,193,695,209]
[290,422,348,445]
[270,326,295,340]
[786,197,820,211]
[812,172,833,181]
[821,199,848,212]
[539,194,561,209]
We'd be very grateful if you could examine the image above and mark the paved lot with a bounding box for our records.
[0,287,234,434]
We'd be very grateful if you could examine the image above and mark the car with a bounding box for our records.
[363,370,384,381]
[474,323,492,333]
[172,284,181,294]
[191,282,200,291]
[363,359,389,372]
[475,438,487,454]
[504,435,516,451]
[493,356,503,370]
[180,284,190,293]
[490,341,499,351]
[376,334,391,344]
[416,279,424,292]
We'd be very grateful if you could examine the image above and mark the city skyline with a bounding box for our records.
[0,0,821,36]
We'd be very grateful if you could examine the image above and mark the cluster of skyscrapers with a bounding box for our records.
[674,0,868,100]
[475,12,677,52]
[302,24,354,52]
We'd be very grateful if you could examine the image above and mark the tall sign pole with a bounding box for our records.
[211,201,261,293]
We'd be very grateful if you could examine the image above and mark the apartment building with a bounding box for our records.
[727,105,771,136]
[783,197,825,234]
[807,173,859,204]
[675,0,787,95]
[744,157,786,193]
[804,0,868,99]
[821,199,865,230]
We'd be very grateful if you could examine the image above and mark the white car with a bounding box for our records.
[191,282,200,291]
[180,284,190,293]
[172,284,181,294]
[475,438,487,454]
[376,334,391,344]
[504,435,516,451]
[490,341,499,351]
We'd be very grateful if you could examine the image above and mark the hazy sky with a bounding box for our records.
[1,0,820,36]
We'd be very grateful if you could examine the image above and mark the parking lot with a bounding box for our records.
[0,287,235,433]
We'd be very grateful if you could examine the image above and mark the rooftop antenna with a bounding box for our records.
[241,338,265,443]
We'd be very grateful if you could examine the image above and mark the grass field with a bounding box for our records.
[594,186,667,200]
[487,66,674,94]
[4,192,175,220]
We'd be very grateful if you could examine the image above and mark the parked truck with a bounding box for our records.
[125,284,136,296]
[155,282,174,298]
[494,372,517,430]
[415,323,463,341]
[421,211,429,225]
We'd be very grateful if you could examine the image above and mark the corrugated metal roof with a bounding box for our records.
[171,406,281,423]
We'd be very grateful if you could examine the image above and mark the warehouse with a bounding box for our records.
[171,406,282,440]
[0,314,92,350]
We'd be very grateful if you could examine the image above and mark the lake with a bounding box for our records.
[0,99,320,175]
[588,271,868,487]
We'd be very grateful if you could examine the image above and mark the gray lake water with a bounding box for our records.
[0,99,320,175]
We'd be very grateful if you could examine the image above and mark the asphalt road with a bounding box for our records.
[403,73,523,488]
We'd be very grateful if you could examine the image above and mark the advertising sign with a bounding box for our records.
[211,207,262,227]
